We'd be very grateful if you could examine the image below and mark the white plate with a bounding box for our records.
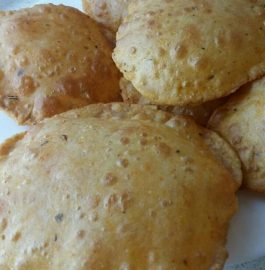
[1,1,265,269]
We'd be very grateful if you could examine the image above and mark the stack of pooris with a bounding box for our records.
[113,0,265,106]
[0,4,121,124]
[209,77,265,193]
[0,103,241,269]
[120,77,226,125]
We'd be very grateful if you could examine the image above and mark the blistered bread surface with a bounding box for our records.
[82,0,130,32]
[113,0,265,105]
[209,77,265,192]
[0,103,241,269]
[0,4,121,124]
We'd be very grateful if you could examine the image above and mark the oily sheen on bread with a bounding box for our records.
[209,77,265,193]
[113,0,265,106]
[0,103,241,269]
[0,4,120,124]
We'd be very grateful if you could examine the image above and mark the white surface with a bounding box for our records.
[226,191,265,266]
[0,0,82,10]
[0,112,27,142]
[1,1,265,269]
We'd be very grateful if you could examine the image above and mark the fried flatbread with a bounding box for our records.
[209,77,265,192]
[0,4,121,124]
[0,103,241,269]
[113,0,265,105]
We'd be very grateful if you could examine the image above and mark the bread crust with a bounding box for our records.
[0,103,241,269]
[113,0,265,105]
[82,0,130,32]
[0,4,121,124]
[120,77,226,126]
[209,77,265,192]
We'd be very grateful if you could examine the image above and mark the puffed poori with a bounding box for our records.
[113,0,265,106]
[0,103,241,269]
[0,4,121,124]
[209,77,265,193]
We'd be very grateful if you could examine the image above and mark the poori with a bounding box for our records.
[209,77,265,193]
[0,4,121,124]
[0,103,241,269]
[113,0,265,105]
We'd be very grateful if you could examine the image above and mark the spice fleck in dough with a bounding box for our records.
[113,0,265,106]
[0,4,121,124]
[0,103,241,269]
[209,77,265,193]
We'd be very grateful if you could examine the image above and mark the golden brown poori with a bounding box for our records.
[1,0,261,266]
[0,103,241,269]
[113,0,265,106]
[209,77,265,193]
[0,4,121,124]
